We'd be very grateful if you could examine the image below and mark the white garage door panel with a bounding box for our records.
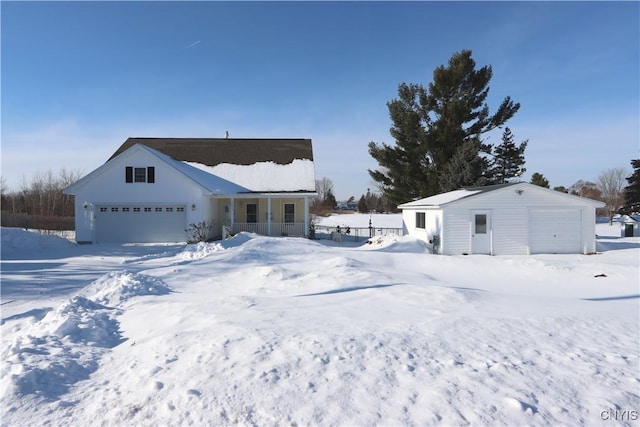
[95,205,187,243]
[529,208,581,254]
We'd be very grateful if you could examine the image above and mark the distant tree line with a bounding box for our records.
[310,177,397,217]
[356,189,395,214]
[1,169,82,229]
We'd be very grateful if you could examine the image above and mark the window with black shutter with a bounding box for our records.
[126,166,156,183]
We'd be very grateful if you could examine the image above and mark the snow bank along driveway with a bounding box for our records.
[1,225,638,426]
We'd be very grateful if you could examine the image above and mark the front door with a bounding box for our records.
[471,210,491,254]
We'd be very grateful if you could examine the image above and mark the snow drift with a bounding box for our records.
[1,221,638,426]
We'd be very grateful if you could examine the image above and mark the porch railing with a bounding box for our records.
[232,222,306,237]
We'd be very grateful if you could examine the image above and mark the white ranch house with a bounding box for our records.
[64,138,317,244]
[399,182,605,255]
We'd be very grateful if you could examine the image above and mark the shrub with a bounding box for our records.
[185,221,215,243]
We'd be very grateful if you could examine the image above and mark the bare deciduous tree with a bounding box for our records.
[315,177,334,202]
[569,180,601,200]
[2,168,83,217]
[597,167,629,224]
[310,177,337,217]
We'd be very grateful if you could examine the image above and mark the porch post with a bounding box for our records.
[267,197,272,236]
[304,196,309,237]
[230,198,235,233]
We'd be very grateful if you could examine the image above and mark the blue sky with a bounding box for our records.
[2,1,638,199]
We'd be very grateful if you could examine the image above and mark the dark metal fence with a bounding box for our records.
[312,225,403,242]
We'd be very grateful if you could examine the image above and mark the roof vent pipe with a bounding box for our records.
[225,131,229,139]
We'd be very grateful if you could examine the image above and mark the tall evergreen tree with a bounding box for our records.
[530,172,550,188]
[489,127,527,184]
[368,83,432,205]
[357,195,368,213]
[368,50,520,205]
[621,159,640,214]
[439,140,488,191]
[323,189,337,210]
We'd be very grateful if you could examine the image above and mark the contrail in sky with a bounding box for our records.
[186,40,201,49]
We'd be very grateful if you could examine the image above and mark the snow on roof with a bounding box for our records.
[398,189,483,208]
[185,159,316,193]
[142,146,250,195]
[398,182,606,209]
[619,214,640,223]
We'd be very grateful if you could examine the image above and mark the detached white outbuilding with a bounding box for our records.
[618,215,640,237]
[398,182,605,255]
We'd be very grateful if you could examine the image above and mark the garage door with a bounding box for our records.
[95,205,187,243]
[529,208,581,254]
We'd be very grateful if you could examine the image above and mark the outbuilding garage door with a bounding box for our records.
[529,208,581,254]
[95,205,187,243]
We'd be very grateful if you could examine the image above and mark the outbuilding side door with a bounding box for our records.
[625,223,634,237]
[471,210,491,254]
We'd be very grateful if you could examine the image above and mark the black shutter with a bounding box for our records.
[147,166,155,183]
[125,166,133,183]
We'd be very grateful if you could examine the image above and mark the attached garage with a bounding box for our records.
[399,182,605,255]
[64,139,317,244]
[95,205,187,243]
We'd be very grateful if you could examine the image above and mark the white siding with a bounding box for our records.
[402,208,442,253]
[442,208,472,255]
[73,147,210,243]
[581,207,597,253]
[439,184,599,255]
[492,209,529,255]
[442,188,532,255]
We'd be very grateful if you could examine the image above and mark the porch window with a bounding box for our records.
[246,203,257,223]
[416,212,426,229]
[284,203,295,223]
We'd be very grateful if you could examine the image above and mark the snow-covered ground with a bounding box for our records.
[1,216,639,426]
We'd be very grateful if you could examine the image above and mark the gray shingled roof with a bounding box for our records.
[108,138,313,166]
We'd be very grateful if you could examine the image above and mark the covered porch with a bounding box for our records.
[214,194,312,238]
